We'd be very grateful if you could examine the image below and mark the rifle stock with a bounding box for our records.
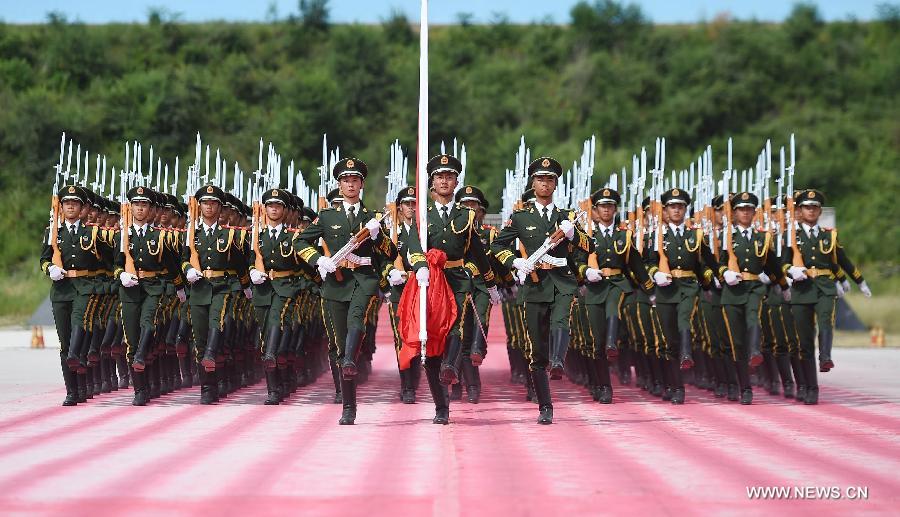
[786,197,804,267]
[121,203,137,277]
[187,197,201,271]
[50,196,63,268]
[252,202,266,273]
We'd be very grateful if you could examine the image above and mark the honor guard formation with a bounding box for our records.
[41,132,872,424]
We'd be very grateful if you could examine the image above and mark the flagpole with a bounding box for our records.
[416,0,429,352]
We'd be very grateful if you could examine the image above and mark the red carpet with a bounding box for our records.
[0,306,897,515]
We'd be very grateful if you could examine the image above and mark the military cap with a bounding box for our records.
[797,189,825,207]
[661,188,691,206]
[333,157,368,180]
[641,196,650,211]
[731,191,759,209]
[292,194,304,212]
[396,186,416,206]
[58,184,86,204]
[109,200,121,215]
[455,185,489,209]
[301,206,317,222]
[178,202,188,216]
[712,194,725,210]
[427,154,462,177]
[164,194,179,210]
[126,186,154,203]
[261,188,289,206]
[528,157,563,178]
[326,188,344,205]
[195,184,225,204]
[591,187,620,206]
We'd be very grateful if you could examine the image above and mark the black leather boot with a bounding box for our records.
[61,355,78,406]
[735,355,751,404]
[803,359,819,405]
[605,316,620,361]
[791,355,807,402]
[548,329,570,380]
[116,355,130,389]
[263,326,281,370]
[199,370,215,405]
[747,325,763,368]
[329,355,342,404]
[148,360,161,399]
[818,327,834,372]
[713,357,727,397]
[470,321,486,366]
[131,327,155,372]
[341,328,365,380]
[525,368,536,402]
[461,357,481,404]
[76,372,88,402]
[201,328,223,372]
[87,327,102,366]
[66,326,87,371]
[426,357,450,424]
[765,353,780,396]
[339,378,357,425]
[440,334,463,386]
[669,360,685,404]
[776,355,795,398]
[679,328,694,370]
[265,370,281,405]
[650,357,664,397]
[180,356,193,389]
[532,369,553,424]
[99,355,112,393]
[132,369,148,406]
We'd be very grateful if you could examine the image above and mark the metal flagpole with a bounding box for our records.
[416,0,429,356]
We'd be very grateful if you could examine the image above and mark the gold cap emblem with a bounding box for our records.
[68,186,76,193]
[137,187,144,195]
[673,188,680,196]
[541,158,550,167]
[440,156,449,165]
[742,192,749,200]
[408,187,414,195]
[272,189,278,196]
[206,186,214,193]
[807,191,815,198]
[466,186,473,194]
[603,189,610,196]
[346,159,355,168]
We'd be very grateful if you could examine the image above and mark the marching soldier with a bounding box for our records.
[648,188,717,404]
[492,156,593,424]
[716,192,787,405]
[114,187,185,406]
[782,189,871,404]
[580,187,653,404]
[296,158,397,425]
[405,154,501,424]
[181,184,253,404]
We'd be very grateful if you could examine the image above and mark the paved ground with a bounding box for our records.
[1,308,898,516]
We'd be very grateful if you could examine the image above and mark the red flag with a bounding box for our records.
[397,248,457,370]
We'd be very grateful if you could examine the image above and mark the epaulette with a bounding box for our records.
[512,208,529,214]
[86,222,99,227]
[456,203,473,212]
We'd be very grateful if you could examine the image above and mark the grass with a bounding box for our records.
[0,262,50,327]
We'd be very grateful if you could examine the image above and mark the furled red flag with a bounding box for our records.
[396,248,456,370]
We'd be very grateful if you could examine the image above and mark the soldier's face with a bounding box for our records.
[298,219,310,230]
[800,205,821,225]
[61,200,82,220]
[79,202,91,219]
[200,200,221,221]
[266,202,285,222]
[432,172,458,197]
[531,175,557,198]
[131,201,151,222]
[735,206,755,226]
[592,203,617,225]
[400,200,416,220]
[714,208,724,225]
[339,176,363,201]
[664,203,686,224]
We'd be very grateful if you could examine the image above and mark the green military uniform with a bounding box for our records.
[782,189,867,405]
[578,188,653,404]
[491,157,593,424]
[181,184,251,404]
[647,188,717,404]
[717,192,786,405]
[296,157,397,425]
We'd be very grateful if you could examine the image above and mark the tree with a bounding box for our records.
[300,0,329,32]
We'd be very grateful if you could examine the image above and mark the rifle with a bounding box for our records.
[723,139,739,273]
[581,198,599,269]
[252,200,266,274]
[121,202,137,277]
[187,196,201,272]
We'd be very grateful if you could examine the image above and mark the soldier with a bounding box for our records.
[648,188,717,405]
[580,187,653,404]
[114,187,185,406]
[717,192,787,405]
[405,154,501,424]
[181,184,253,404]
[782,189,871,404]
[296,158,397,425]
[492,156,593,424]
[248,188,304,405]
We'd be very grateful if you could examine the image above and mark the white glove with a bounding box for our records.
[250,268,268,285]
[859,280,872,298]
[788,265,808,281]
[512,258,534,275]
[759,272,771,285]
[176,289,186,303]
[713,277,721,289]
[119,271,139,288]
[186,268,202,284]
[649,294,657,306]
[785,277,793,287]
[365,218,381,240]
[387,268,406,286]
[585,267,602,283]
[416,267,430,287]
[783,287,792,302]
[488,286,502,306]
[243,287,253,300]
[516,271,526,285]
[49,265,66,282]
[316,256,337,273]
[723,270,742,286]
[653,271,672,287]
[841,279,851,293]
[559,219,575,240]
[834,281,845,298]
